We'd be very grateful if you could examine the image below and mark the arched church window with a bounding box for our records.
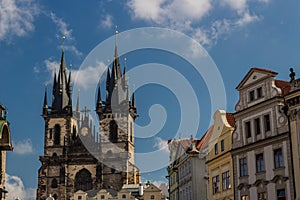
[54,124,61,145]
[75,168,92,191]
[51,178,58,188]
[109,120,118,142]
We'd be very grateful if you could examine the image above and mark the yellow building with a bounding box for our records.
[207,110,235,200]
[284,68,300,200]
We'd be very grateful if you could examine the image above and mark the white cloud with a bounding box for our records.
[127,0,211,26]
[0,0,39,41]
[153,137,169,153]
[73,61,107,89]
[126,0,266,47]
[5,173,36,200]
[236,11,260,26]
[12,139,34,155]
[49,12,73,40]
[64,45,83,57]
[101,14,114,29]
[222,0,247,13]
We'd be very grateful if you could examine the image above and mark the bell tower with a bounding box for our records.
[95,31,139,188]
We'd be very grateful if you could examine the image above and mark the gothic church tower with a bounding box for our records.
[37,39,139,200]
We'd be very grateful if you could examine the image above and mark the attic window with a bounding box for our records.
[249,90,255,101]
[257,87,263,98]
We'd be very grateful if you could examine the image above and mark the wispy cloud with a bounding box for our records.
[49,12,73,40]
[0,0,39,41]
[101,14,114,29]
[48,12,82,57]
[12,139,34,155]
[5,173,36,200]
[73,61,107,89]
[153,137,169,153]
[126,0,268,47]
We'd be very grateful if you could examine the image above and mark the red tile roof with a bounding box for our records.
[226,113,236,127]
[251,67,278,75]
[196,125,214,151]
[275,80,291,96]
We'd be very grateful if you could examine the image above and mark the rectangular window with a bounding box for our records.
[274,148,284,169]
[256,153,265,173]
[239,157,248,176]
[245,121,251,138]
[264,114,271,132]
[215,143,218,155]
[78,196,82,200]
[258,192,267,200]
[249,90,255,101]
[221,140,225,151]
[222,171,231,190]
[257,87,263,98]
[101,195,105,199]
[277,189,286,200]
[212,175,220,194]
[254,118,261,135]
[241,195,249,200]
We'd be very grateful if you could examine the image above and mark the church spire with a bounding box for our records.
[132,92,136,108]
[43,87,48,116]
[49,36,72,115]
[96,85,102,116]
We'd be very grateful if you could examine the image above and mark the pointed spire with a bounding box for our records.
[123,57,127,76]
[76,89,80,113]
[113,27,121,80]
[132,92,136,108]
[106,67,111,91]
[96,85,102,115]
[43,86,48,116]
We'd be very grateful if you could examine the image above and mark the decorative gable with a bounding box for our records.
[236,68,278,90]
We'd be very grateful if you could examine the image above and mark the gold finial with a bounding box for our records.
[62,35,66,51]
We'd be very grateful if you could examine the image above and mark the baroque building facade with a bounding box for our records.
[37,41,140,200]
[232,68,294,200]
[284,68,300,200]
[206,110,235,200]
[167,127,212,200]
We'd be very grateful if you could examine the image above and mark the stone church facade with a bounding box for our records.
[36,42,140,200]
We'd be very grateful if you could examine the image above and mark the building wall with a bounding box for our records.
[232,68,294,200]
[285,84,300,200]
[207,110,235,200]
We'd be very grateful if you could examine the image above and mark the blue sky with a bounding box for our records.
[0,0,299,199]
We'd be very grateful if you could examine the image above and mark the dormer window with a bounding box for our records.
[249,90,255,101]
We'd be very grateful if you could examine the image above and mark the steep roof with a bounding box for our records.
[196,125,214,151]
[275,80,291,96]
[226,113,236,127]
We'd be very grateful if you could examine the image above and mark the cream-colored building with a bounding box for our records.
[207,110,235,200]
[168,128,213,200]
[0,104,12,200]
[72,183,166,200]
[232,68,294,200]
[284,68,300,200]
